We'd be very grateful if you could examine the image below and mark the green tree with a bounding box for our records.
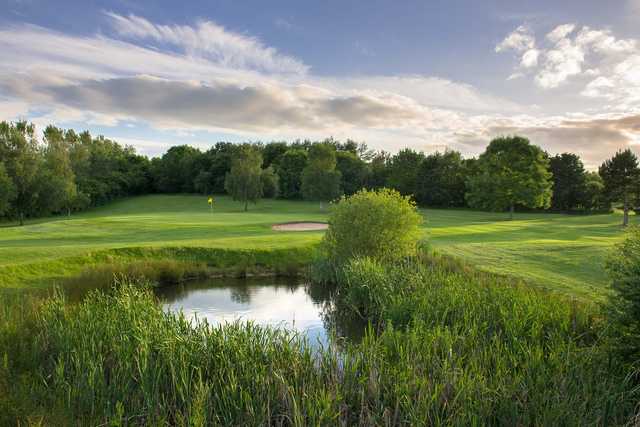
[276,149,307,199]
[415,150,466,207]
[367,151,390,189]
[260,166,279,198]
[194,171,213,195]
[605,226,640,360]
[336,151,370,195]
[301,144,342,209]
[321,188,423,267]
[466,136,552,219]
[549,153,587,212]
[206,143,240,194]
[152,145,203,193]
[0,162,15,216]
[224,146,263,211]
[42,125,77,216]
[262,142,288,169]
[386,148,425,196]
[599,149,639,227]
[583,171,607,212]
[0,121,42,225]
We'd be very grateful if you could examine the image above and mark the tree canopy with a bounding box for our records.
[301,144,342,207]
[549,153,589,212]
[224,146,264,211]
[600,149,639,226]
[415,150,466,207]
[466,136,552,219]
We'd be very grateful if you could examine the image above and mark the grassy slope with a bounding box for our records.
[0,194,635,298]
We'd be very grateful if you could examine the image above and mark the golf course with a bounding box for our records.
[1,194,634,299]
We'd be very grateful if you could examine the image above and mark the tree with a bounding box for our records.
[152,145,202,193]
[415,150,466,207]
[206,143,240,194]
[262,142,288,169]
[301,143,342,208]
[466,136,552,219]
[336,151,370,195]
[194,171,213,195]
[276,149,307,199]
[386,149,424,196]
[605,226,640,360]
[43,125,77,216]
[321,188,423,266]
[224,146,263,211]
[549,153,587,212]
[600,149,639,227]
[0,121,42,225]
[260,166,279,198]
[0,162,15,216]
[583,172,607,212]
[367,151,390,189]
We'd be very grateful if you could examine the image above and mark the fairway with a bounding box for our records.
[0,194,635,298]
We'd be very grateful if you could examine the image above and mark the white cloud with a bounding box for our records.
[546,24,576,43]
[0,14,638,165]
[520,49,540,68]
[575,27,636,53]
[495,25,535,53]
[104,12,308,75]
[497,22,640,103]
[535,38,585,88]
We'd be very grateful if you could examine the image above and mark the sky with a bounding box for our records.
[1,0,639,167]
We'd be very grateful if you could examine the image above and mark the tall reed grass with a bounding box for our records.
[1,254,639,425]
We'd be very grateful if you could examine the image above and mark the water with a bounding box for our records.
[156,277,342,346]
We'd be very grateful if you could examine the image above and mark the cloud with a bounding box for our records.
[546,24,576,43]
[497,22,640,102]
[458,114,640,168]
[495,25,535,53]
[104,12,308,75]
[520,49,540,68]
[535,37,585,88]
[0,13,638,165]
[2,73,438,134]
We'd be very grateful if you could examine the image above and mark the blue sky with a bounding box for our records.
[1,0,639,166]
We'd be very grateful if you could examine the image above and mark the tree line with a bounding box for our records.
[1,120,639,225]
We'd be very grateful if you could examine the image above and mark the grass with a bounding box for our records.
[1,260,637,425]
[0,194,636,298]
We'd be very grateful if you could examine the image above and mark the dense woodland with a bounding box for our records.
[1,120,639,223]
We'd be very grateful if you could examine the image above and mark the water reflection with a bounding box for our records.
[156,277,361,346]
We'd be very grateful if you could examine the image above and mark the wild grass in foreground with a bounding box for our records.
[2,256,639,426]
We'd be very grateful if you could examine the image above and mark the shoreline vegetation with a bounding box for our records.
[1,250,638,425]
[1,246,315,290]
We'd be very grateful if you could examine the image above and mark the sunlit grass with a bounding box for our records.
[1,194,635,298]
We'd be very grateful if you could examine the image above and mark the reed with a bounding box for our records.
[1,256,639,425]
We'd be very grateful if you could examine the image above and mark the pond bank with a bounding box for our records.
[0,245,316,290]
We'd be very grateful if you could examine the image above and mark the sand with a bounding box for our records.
[272,222,329,231]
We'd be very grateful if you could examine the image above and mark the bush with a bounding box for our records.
[321,188,423,270]
[606,226,640,360]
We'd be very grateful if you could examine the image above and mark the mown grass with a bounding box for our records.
[1,194,636,298]
[1,256,638,425]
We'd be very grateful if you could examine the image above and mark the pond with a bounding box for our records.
[157,277,337,345]
[50,275,365,345]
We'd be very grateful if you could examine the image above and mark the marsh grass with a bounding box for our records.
[2,254,639,425]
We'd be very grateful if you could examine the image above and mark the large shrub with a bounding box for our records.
[606,226,640,360]
[322,188,422,268]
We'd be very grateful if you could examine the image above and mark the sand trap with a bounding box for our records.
[272,222,329,231]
